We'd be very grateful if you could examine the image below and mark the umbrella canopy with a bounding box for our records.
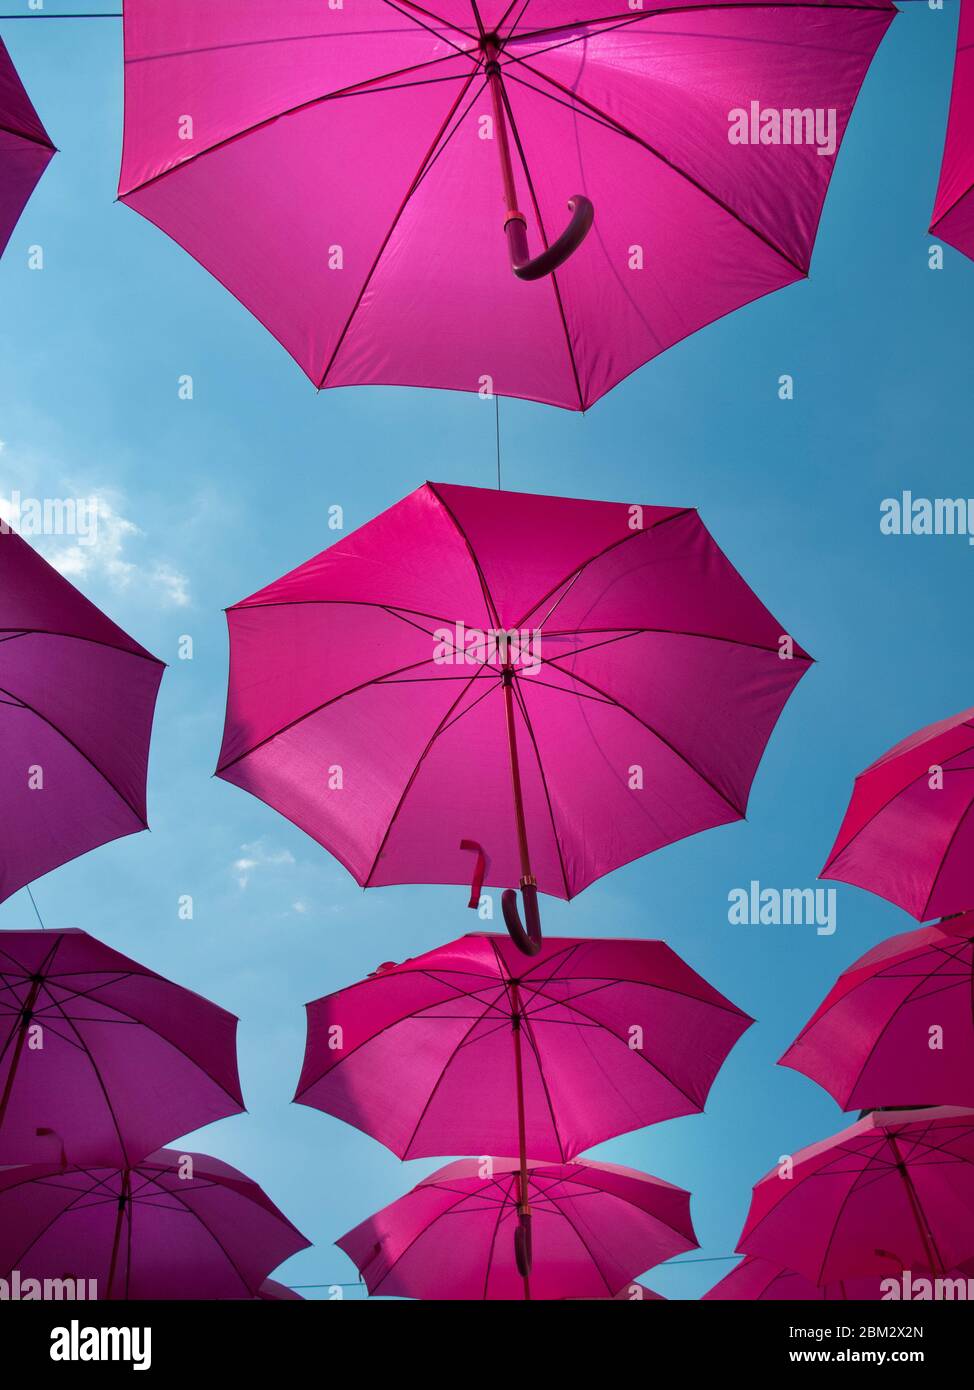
[780,911,974,1111]
[0,37,55,260]
[0,929,244,1167]
[737,1106,974,1285]
[931,0,974,260]
[118,0,893,410]
[0,530,164,905]
[0,1148,309,1300]
[295,932,752,1162]
[702,1254,964,1301]
[337,1157,696,1300]
[217,481,811,950]
[821,705,974,921]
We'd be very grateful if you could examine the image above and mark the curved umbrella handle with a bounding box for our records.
[502,881,542,956]
[514,1210,533,1277]
[505,196,594,282]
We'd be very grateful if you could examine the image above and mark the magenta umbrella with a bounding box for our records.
[0,1148,310,1300]
[337,1157,696,1300]
[0,37,54,260]
[0,929,244,1167]
[821,705,974,921]
[780,911,974,1112]
[0,531,163,905]
[930,0,974,260]
[702,1255,965,1301]
[217,482,811,952]
[118,0,893,410]
[295,931,752,1162]
[737,1107,974,1285]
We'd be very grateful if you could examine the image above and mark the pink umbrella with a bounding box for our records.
[931,0,974,260]
[0,1148,310,1301]
[0,530,164,905]
[337,1157,696,1300]
[217,481,811,952]
[702,1254,963,1301]
[0,929,244,1167]
[0,37,55,260]
[118,0,893,409]
[565,1281,665,1300]
[821,705,974,921]
[737,1106,974,1285]
[780,911,974,1112]
[295,931,752,1162]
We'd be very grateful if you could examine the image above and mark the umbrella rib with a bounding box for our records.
[544,624,805,659]
[495,76,585,410]
[216,653,445,773]
[824,747,974,880]
[318,68,483,389]
[481,1174,516,1299]
[426,483,501,630]
[921,795,974,920]
[511,507,693,630]
[0,681,148,827]
[362,665,489,887]
[0,625,163,665]
[541,657,745,818]
[511,678,573,898]
[119,49,477,199]
[0,121,55,152]
[506,55,808,276]
[520,978,714,1110]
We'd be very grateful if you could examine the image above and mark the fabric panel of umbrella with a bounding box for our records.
[930,0,974,261]
[295,931,752,1162]
[780,910,974,1111]
[737,1106,974,1286]
[0,929,244,1167]
[217,482,811,954]
[337,1156,697,1301]
[0,1148,310,1301]
[821,705,974,921]
[118,1,893,409]
[0,36,55,259]
[0,531,164,906]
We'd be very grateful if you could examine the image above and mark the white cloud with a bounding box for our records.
[0,485,191,609]
[233,840,296,889]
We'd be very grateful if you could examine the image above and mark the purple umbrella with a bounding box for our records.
[0,530,163,905]
[0,929,244,1166]
[0,1148,310,1300]
[0,37,54,260]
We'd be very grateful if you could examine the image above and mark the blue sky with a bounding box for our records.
[1,2,972,1299]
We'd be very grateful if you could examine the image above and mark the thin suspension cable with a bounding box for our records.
[24,884,46,929]
[495,393,501,489]
[0,11,123,16]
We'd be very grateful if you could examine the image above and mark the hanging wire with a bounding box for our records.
[494,392,501,489]
[0,11,123,16]
[25,884,46,929]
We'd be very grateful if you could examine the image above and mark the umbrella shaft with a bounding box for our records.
[484,41,519,217]
[502,671,533,882]
[0,976,43,1130]
[106,1170,131,1301]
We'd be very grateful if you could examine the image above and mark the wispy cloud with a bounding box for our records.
[233,840,296,889]
[0,472,191,609]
